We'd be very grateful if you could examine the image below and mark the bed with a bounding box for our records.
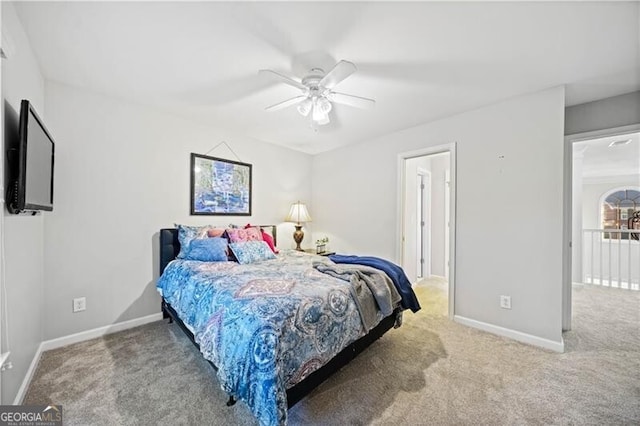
[157,226,419,425]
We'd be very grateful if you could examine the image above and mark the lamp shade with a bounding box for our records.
[285,202,312,224]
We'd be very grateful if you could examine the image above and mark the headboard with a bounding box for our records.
[159,228,180,276]
[159,225,278,275]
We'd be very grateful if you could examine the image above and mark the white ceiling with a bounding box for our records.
[575,132,640,181]
[13,1,640,154]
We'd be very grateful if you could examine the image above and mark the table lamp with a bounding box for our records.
[285,201,312,251]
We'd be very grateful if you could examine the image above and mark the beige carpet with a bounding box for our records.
[24,281,639,425]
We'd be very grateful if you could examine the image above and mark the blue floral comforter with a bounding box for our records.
[157,250,381,425]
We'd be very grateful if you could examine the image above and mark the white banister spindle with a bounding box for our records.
[591,232,596,284]
[600,232,604,286]
[617,234,621,288]
[608,234,612,287]
[581,229,638,291]
[628,234,632,290]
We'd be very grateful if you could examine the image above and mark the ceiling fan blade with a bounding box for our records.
[259,69,307,91]
[319,60,357,89]
[265,95,307,111]
[329,92,376,109]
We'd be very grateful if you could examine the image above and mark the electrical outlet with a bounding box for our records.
[73,297,86,313]
[500,295,512,310]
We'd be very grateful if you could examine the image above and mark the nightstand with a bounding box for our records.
[305,249,335,257]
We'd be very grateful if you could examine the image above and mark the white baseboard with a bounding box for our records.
[13,312,163,404]
[454,315,565,353]
[40,313,163,352]
[13,342,44,405]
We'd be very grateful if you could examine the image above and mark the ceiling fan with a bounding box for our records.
[259,60,375,127]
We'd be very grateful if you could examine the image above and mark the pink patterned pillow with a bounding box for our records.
[226,227,263,243]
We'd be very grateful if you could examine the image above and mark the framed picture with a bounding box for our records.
[190,153,252,215]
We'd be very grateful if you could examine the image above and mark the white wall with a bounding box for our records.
[565,91,640,136]
[312,87,565,346]
[1,2,46,404]
[429,153,449,277]
[42,81,312,340]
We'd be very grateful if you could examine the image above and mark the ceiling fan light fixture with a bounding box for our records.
[317,97,332,114]
[312,99,330,125]
[261,60,374,129]
[297,98,312,116]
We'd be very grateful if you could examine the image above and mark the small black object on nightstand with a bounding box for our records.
[304,249,335,257]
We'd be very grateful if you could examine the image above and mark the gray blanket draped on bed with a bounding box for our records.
[313,261,401,331]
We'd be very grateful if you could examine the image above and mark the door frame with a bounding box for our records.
[562,123,640,331]
[397,143,457,319]
[445,169,451,281]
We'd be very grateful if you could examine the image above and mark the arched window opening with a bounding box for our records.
[602,189,640,240]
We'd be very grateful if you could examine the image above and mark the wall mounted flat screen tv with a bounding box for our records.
[7,100,55,214]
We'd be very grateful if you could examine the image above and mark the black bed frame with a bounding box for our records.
[159,228,399,409]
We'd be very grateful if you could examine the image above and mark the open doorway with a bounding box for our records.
[398,144,455,318]
[563,127,640,335]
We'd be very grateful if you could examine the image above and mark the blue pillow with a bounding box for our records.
[186,237,228,262]
[229,241,277,264]
[176,224,201,259]
[175,224,226,259]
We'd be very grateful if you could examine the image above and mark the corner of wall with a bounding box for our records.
[1,1,46,404]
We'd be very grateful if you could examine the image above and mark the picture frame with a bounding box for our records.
[190,153,252,216]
